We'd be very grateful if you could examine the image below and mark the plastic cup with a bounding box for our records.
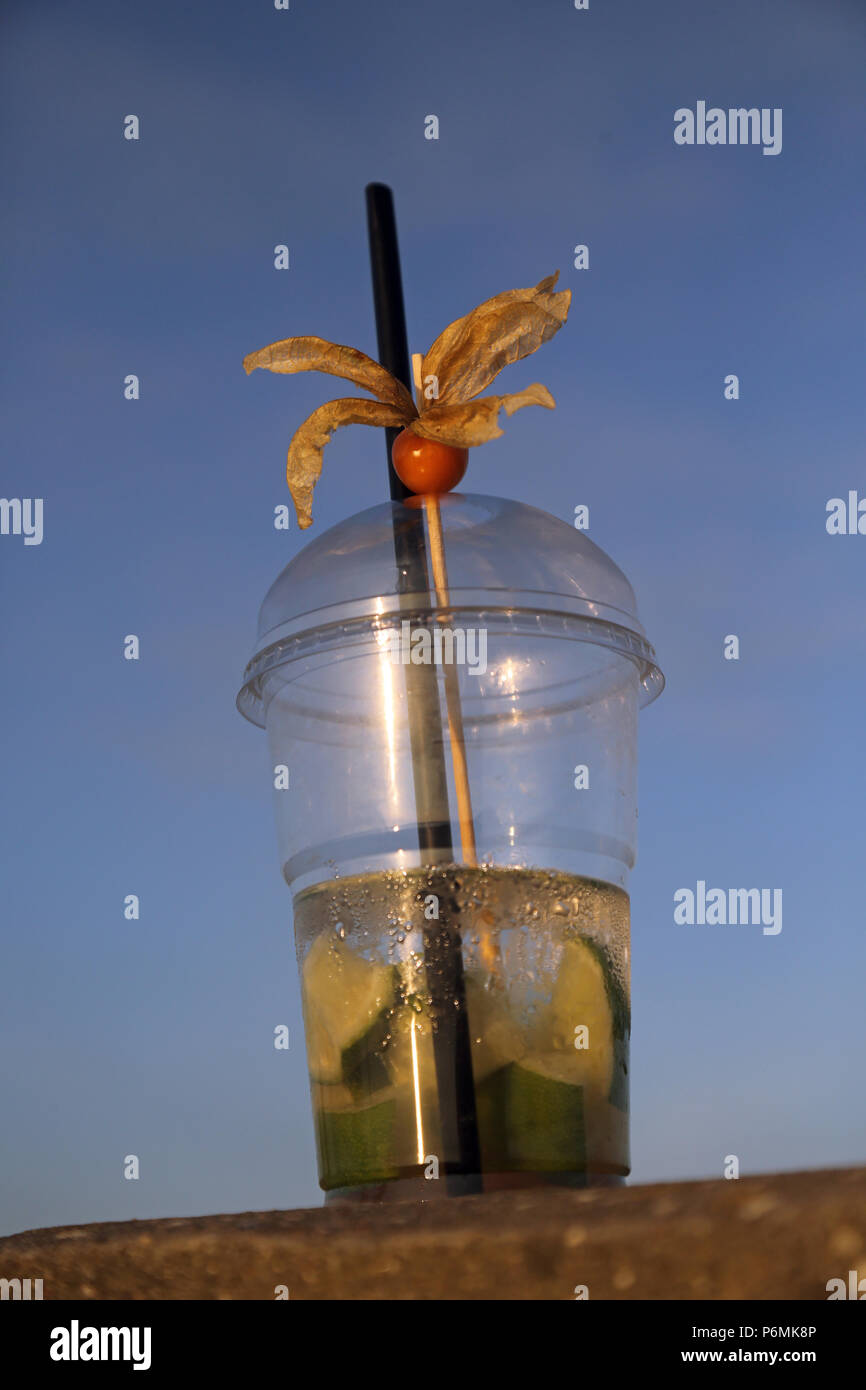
[238,493,663,1200]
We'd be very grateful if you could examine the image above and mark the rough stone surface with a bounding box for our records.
[1,1167,864,1300]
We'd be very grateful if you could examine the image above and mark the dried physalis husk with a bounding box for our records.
[410,384,555,448]
[421,274,570,405]
[244,336,416,413]
[244,273,569,526]
[287,398,410,529]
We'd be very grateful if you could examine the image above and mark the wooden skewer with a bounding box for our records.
[424,494,478,867]
[412,356,496,968]
[411,352,425,411]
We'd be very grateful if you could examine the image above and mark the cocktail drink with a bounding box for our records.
[238,493,662,1200]
[297,866,629,1196]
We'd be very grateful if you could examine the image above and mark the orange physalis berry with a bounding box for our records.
[391,429,469,496]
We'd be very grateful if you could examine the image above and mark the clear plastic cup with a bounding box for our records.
[238,493,663,1200]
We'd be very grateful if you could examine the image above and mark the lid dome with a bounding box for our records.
[237,492,663,727]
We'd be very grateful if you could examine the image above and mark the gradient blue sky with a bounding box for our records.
[1,0,864,1236]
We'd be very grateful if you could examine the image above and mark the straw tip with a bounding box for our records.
[365,182,395,212]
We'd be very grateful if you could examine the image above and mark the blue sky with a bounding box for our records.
[1,0,865,1234]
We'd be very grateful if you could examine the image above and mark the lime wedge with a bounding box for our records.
[477,1060,586,1172]
[546,937,629,1105]
[314,1094,399,1190]
[380,1003,436,1090]
[464,971,527,1081]
[302,934,397,1092]
[303,998,343,1084]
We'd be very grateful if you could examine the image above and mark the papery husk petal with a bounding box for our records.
[410,384,555,448]
[288,397,412,528]
[244,336,416,412]
[421,275,570,404]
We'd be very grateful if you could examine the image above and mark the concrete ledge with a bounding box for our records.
[1,1166,864,1300]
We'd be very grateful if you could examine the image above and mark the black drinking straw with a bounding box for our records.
[365,183,482,1194]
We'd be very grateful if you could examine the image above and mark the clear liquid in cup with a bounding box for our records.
[294,865,630,1199]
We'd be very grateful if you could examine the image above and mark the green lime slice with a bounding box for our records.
[464,971,528,1081]
[302,934,397,1093]
[303,998,343,1084]
[545,936,629,1107]
[314,1094,399,1190]
[477,1060,586,1173]
[380,1001,437,1090]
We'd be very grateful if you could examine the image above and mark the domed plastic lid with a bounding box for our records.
[237,492,663,726]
